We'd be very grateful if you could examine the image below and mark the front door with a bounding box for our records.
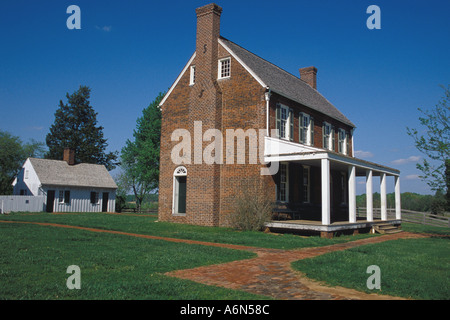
[46,190,55,213]
[102,192,109,212]
[177,176,187,214]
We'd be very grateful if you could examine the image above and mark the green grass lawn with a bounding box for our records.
[292,224,450,300]
[0,221,264,299]
[0,212,376,249]
[1,213,448,300]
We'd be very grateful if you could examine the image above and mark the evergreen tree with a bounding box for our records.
[45,86,118,170]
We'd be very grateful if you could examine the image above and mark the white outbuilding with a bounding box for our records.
[12,149,117,213]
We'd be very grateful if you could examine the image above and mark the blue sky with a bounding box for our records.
[0,0,449,195]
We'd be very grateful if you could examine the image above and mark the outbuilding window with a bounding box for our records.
[90,191,99,204]
[59,190,70,204]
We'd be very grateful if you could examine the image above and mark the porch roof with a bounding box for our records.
[264,139,400,176]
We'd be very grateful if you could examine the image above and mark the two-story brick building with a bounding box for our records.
[158,3,401,237]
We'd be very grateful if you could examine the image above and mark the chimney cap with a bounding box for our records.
[196,3,222,17]
[299,66,317,74]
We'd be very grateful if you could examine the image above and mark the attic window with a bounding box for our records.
[189,65,195,85]
[218,57,231,79]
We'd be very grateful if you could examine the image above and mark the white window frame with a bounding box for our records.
[303,166,310,203]
[277,163,289,203]
[58,190,65,204]
[218,57,231,79]
[172,166,187,215]
[58,190,70,204]
[338,128,347,155]
[299,112,313,145]
[323,122,332,151]
[189,65,195,85]
[276,104,293,141]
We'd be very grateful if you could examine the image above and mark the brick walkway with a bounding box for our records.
[166,232,428,300]
[0,220,427,300]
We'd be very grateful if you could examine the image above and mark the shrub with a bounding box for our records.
[229,179,273,231]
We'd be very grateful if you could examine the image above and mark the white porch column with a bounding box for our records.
[321,158,330,225]
[395,175,401,220]
[348,165,356,223]
[380,173,387,220]
[366,170,373,222]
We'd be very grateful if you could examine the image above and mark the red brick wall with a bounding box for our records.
[159,4,354,228]
[268,92,354,156]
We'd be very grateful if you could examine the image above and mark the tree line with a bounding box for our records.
[1,84,448,215]
[356,192,446,214]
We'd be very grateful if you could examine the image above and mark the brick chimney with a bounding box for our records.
[195,3,222,81]
[299,66,318,90]
[63,148,75,165]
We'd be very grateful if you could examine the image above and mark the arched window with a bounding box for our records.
[173,166,187,214]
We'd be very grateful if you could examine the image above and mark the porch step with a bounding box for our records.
[372,223,403,234]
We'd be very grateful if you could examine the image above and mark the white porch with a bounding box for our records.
[264,137,401,236]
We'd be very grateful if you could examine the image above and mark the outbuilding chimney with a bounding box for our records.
[299,66,318,90]
[63,148,75,165]
[195,3,222,81]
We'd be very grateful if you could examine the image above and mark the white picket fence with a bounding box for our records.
[0,196,46,214]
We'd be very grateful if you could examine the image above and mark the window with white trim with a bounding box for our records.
[277,163,289,202]
[189,65,195,85]
[218,58,231,79]
[299,113,314,145]
[322,122,334,151]
[59,190,70,204]
[338,128,347,155]
[276,104,293,140]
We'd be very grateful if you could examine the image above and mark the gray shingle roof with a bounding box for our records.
[220,37,356,128]
[29,158,117,189]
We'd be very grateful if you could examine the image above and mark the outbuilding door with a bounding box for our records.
[46,190,55,213]
[102,192,109,212]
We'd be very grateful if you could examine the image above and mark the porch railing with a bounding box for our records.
[357,207,450,228]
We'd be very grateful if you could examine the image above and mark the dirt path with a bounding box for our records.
[0,219,427,300]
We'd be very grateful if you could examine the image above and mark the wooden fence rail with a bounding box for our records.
[357,207,450,228]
